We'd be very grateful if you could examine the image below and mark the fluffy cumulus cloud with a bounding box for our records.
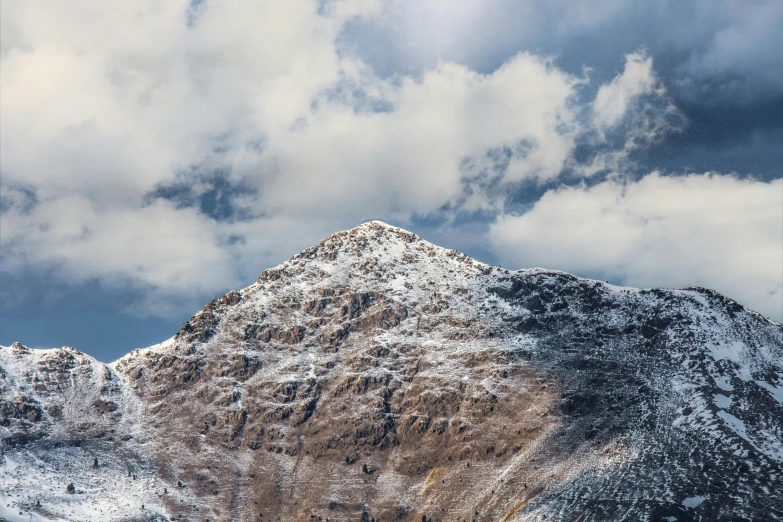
[490,174,783,321]
[0,0,779,323]
[0,2,580,296]
[0,0,381,307]
[593,52,659,131]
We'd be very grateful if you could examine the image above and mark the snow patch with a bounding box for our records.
[714,376,734,392]
[714,394,732,409]
[682,495,706,508]
[707,340,745,364]
[757,381,783,406]
[717,410,749,441]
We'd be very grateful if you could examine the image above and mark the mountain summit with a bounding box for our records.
[2,222,782,521]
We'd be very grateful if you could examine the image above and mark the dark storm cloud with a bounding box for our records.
[341,0,783,179]
[343,1,783,92]
[637,95,783,179]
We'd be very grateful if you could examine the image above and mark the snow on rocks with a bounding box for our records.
[2,221,782,521]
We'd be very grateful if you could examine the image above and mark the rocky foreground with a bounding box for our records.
[1,221,782,521]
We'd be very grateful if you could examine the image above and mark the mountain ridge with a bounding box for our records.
[10,220,779,363]
[1,220,782,521]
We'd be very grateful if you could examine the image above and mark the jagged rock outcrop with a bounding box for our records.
[1,221,782,521]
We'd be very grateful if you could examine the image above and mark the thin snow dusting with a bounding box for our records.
[0,447,166,521]
[0,344,166,520]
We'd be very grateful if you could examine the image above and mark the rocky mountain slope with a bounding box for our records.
[1,221,782,521]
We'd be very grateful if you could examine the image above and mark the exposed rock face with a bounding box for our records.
[1,221,782,521]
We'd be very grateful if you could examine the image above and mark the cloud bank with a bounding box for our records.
[491,174,782,321]
[1,0,780,323]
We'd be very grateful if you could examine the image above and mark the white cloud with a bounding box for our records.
[2,195,240,293]
[2,1,773,325]
[0,0,378,306]
[0,0,590,308]
[593,51,659,131]
[0,0,365,201]
[263,54,580,218]
[489,173,783,321]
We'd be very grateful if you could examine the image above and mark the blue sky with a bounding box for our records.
[1,0,781,361]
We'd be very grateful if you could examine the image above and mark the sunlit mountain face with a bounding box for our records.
[2,223,782,521]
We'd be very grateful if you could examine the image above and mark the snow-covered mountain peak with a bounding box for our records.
[3,224,783,521]
[257,220,486,283]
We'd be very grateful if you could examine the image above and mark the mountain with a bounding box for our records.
[1,221,782,522]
